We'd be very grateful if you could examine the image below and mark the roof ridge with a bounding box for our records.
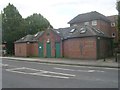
[68,11,110,24]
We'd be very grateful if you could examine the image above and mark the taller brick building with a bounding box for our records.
[68,11,118,42]
[107,15,118,42]
[14,11,114,60]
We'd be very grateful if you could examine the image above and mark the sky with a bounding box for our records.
[0,0,118,29]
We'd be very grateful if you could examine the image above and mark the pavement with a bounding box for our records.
[1,56,119,68]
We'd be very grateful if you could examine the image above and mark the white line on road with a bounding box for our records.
[32,73,70,79]
[0,64,8,67]
[23,67,75,76]
[88,70,95,72]
[4,64,76,77]
[54,67,105,73]
[6,70,70,79]
[6,67,26,71]
[5,66,75,79]
[42,71,75,77]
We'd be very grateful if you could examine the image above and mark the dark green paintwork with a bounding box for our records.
[46,43,51,58]
[38,42,44,57]
[55,42,61,58]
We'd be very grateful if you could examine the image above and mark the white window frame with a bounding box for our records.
[84,22,89,25]
[80,28,86,34]
[111,23,115,27]
[70,28,76,33]
[92,20,97,26]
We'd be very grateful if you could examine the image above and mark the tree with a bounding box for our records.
[117,1,120,43]
[25,13,51,35]
[2,3,24,55]
[0,14,2,44]
[2,3,53,55]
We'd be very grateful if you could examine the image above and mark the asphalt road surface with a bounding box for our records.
[2,58,118,88]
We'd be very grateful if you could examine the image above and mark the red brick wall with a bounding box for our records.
[70,20,111,36]
[110,27,118,42]
[107,15,118,42]
[30,43,38,56]
[96,20,111,36]
[38,29,62,57]
[15,42,39,57]
[15,43,28,57]
[63,37,97,59]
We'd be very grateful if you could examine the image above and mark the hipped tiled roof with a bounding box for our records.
[54,25,110,40]
[15,31,44,43]
[15,35,34,43]
[68,11,111,24]
[15,25,111,43]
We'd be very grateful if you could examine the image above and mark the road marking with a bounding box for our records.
[6,66,76,77]
[5,67,75,79]
[54,67,105,73]
[42,71,75,77]
[0,64,8,67]
[5,70,70,79]
[31,73,70,79]
[54,67,86,72]
[6,67,26,71]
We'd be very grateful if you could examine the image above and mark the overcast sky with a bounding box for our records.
[1,0,118,29]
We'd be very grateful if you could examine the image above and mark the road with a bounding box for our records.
[2,58,118,88]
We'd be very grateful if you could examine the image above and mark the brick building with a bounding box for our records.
[107,15,118,42]
[14,32,44,57]
[15,25,113,60]
[15,11,115,60]
[68,11,118,42]
[57,25,113,59]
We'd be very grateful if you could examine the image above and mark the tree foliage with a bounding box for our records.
[117,1,120,43]
[2,3,52,55]
[25,13,50,34]
[0,14,2,44]
[2,3,24,54]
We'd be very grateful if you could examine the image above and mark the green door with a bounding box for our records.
[38,42,43,57]
[55,42,61,58]
[46,43,51,58]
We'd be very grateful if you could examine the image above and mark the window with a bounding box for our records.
[80,28,86,34]
[92,20,97,26]
[112,33,115,37]
[21,37,24,40]
[73,24,77,26]
[70,28,76,33]
[34,32,39,37]
[56,31,60,34]
[84,22,89,25]
[111,23,115,27]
